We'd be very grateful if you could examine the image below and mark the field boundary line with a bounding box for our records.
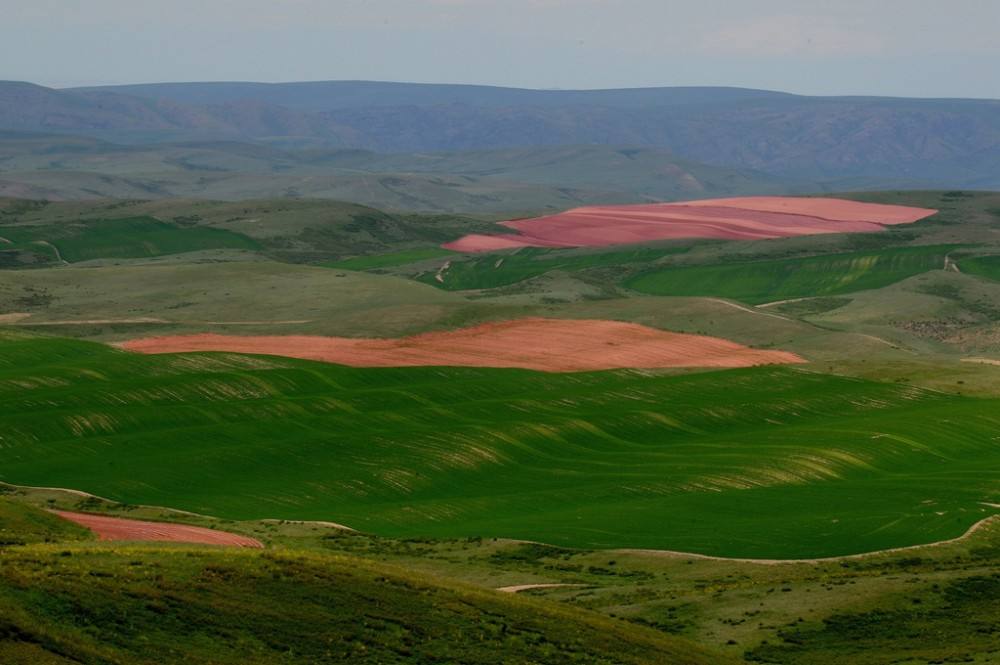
[614,514,1000,565]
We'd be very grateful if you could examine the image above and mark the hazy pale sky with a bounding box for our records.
[4,0,999,98]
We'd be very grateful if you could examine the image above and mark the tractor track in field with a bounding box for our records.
[704,298,793,322]
[496,584,589,593]
[32,240,68,265]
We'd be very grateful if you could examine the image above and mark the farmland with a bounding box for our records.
[0,216,258,264]
[416,245,692,291]
[1,334,998,559]
[959,253,1000,283]
[626,245,958,304]
[3,190,1000,663]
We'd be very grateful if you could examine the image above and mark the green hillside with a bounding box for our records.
[0,542,722,665]
[326,247,456,271]
[415,245,692,291]
[626,245,957,304]
[0,216,259,264]
[958,254,1000,282]
[0,497,91,546]
[1,334,997,559]
[0,198,501,264]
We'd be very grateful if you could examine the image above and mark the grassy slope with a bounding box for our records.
[959,254,1000,282]
[0,137,807,212]
[0,262,465,338]
[0,497,91,546]
[415,244,693,291]
[0,335,998,558]
[0,217,258,263]
[0,198,502,264]
[326,247,456,271]
[0,545,724,665]
[625,245,957,304]
[6,486,1000,665]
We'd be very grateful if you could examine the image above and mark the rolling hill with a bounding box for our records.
[0,506,724,664]
[0,132,808,210]
[1,334,998,559]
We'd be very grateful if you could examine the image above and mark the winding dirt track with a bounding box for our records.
[119,318,805,372]
[53,510,263,548]
[444,196,937,252]
[496,583,587,593]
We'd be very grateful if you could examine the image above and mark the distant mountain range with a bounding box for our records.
[1,80,998,204]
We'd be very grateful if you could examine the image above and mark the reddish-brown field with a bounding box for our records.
[443,196,937,252]
[119,318,805,372]
[53,511,263,548]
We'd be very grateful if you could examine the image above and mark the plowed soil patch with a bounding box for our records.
[119,318,805,372]
[53,511,263,548]
[443,197,937,252]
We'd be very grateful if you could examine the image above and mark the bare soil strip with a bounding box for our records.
[119,318,806,372]
[52,510,263,548]
[259,518,355,531]
[756,297,812,309]
[14,317,169,325]
[962,357,1000,367]
[496,583,588,593]
[445,197,937,253]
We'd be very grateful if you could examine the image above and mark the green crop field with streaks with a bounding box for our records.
[0,333,997,559]
[418,245,692,291]
[626,245,957,304]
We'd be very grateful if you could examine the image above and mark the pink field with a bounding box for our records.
[443,197,938,252]
[120,318,805,372]
[53,510,263,548]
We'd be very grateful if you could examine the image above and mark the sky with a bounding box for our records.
[3,0,999,98]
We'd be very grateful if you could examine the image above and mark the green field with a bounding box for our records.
[416,245,693,291]
[1,334,997,559]
[0,216,259,263]
[626,245,958,304]
[326,247,457,271]
[958,254,1000,283]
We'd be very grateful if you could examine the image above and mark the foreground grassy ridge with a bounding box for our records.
[1,335,999,558]
[6,488,1000,664]
[626,245,958,304]
[0,544,724,665]
[413,245,692,291]
[0,216,259,264]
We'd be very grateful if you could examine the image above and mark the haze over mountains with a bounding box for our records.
[1,79,999,209]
